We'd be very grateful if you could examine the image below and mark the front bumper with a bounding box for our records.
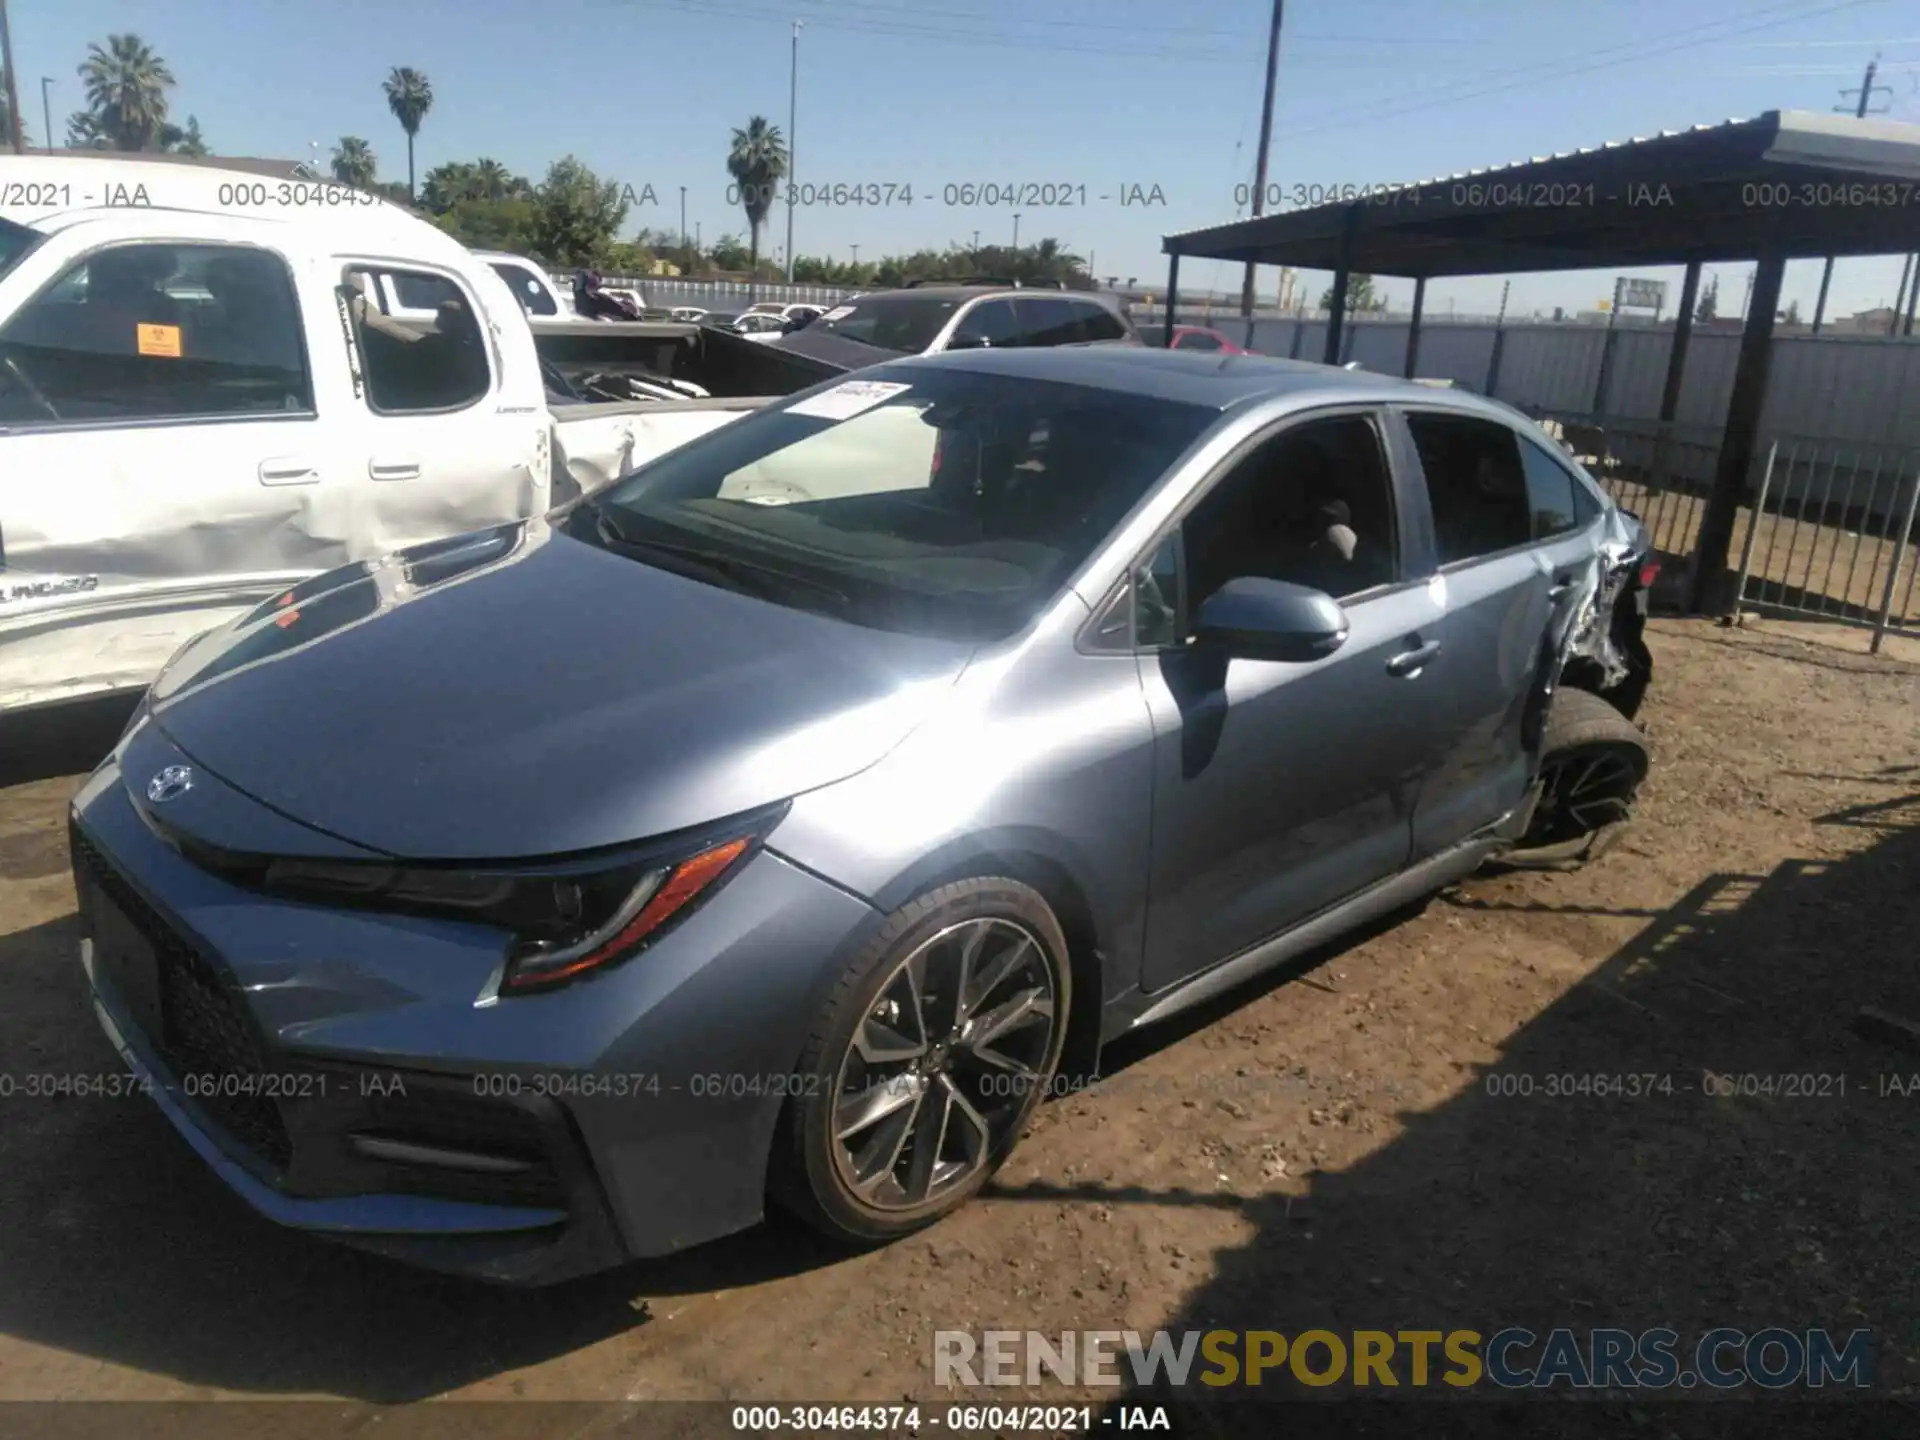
[69,748,881,1284]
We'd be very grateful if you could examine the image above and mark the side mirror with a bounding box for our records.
[1192,577,1348,663]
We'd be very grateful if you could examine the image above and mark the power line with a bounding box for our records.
[627,0,1254,60]
[625,0,1503,44]
[1277,0,1892,141]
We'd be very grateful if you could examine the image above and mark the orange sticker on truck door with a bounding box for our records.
[136,324,182,358]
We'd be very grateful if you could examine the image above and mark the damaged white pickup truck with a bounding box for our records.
[0,157,765,714]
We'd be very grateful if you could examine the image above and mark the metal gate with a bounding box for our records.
[1731,437,1920,653]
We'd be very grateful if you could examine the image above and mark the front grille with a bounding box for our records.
[72,826,295,1171]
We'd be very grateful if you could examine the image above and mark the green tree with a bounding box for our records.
[1783,298,1803,326]
[1318,272,1383,313]
[707,232,752,273]
[471,158,524,200]
[421,160,478,212]
[726,116,788,281]
[0,74,27,146]
[66,110,112,149]
[1695,277,1719,324]
[433,196,539,253]
[78,34,176,150]
[382,66,433,202]
[159,115,208,156]
[331,136,378,187]
[529,156,629,267]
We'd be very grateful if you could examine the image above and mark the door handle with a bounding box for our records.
[1387,640,1442,677]
[369,458,422,481]
[258,458,319,486]
[1547,572,1577,601]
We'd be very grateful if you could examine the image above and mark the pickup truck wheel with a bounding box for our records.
[1517,688,1649,853]
[770,879,1070,1246]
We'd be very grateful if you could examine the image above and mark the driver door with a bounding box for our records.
[1135,409,1446,993]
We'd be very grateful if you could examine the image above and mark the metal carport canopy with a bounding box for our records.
[1155,109,1920,617]
[1161,110,1920,275]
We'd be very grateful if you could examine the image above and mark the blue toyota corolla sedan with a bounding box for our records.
[70,347,1654,1283]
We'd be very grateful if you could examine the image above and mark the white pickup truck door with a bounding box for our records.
[320,257,549,556]
[0,220,342,710]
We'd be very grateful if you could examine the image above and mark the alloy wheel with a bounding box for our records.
[829,917,1059,1212]
[1530,745,1642,845]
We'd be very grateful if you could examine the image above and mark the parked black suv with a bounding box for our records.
[769,281,1139,370]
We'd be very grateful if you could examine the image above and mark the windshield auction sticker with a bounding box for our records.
[786,380,912,422]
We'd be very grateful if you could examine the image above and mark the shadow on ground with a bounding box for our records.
[1086,782,1920,1433]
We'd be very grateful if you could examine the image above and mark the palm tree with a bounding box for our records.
[382,66,433,202]
[78,34,176,151]
[0,76,26,147]
[331,136,378,187]
[726,116,788,282]
[421,160,477,212]
[468,158,513,200]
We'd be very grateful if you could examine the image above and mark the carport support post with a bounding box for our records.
[1162,252,1180,346]
[1648,261,1701,497]
[1403,276,1426,379]
[1690,251,1785,615]
[1323,262,1350,365]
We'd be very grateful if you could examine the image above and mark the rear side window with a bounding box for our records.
[490,261,559,317]
[1017,297,1085,347]
[1405,413,1533,564]
[343,265,491,414]
[1074,299,1128,342]
[0,241,312,425]
[1176,330,1224,351]
[1517,435,1595,540]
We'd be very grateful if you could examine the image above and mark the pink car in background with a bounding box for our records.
[1136,323,1260,354]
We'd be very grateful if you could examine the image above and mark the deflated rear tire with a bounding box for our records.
[1510,687,1649,864]
[771,878,1070,1245]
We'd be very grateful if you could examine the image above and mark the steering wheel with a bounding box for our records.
[0,354,60,421]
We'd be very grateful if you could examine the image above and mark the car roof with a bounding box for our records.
[881,345,1523,418]
[857,284,1116,304]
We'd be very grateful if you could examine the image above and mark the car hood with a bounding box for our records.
[145,519,974,860]
[767,326,899,370]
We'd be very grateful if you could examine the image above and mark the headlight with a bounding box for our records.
[259,811,778,994]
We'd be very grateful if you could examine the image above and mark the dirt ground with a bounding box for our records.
[1,617,1917,1428]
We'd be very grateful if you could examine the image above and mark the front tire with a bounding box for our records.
[771,878,1071,1245]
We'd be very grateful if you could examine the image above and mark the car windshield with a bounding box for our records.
[582,366,1218,642]
[0,219,43,281]
[808,294,966,353]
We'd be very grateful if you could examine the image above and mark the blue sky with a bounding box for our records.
[13,0,1920,317]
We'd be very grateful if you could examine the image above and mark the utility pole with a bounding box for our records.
[784,20,801,284]
[0,0,24,154]
[40,74,51,150]
[1012,212,1022,250]
[850,243,859,269]
[1239,0,1286,318]
[1811,56,1890,333]
[679,185,688,264]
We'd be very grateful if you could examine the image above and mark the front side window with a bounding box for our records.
[586,367,1217,641]
[343,265,491,414]
[0,241,311,425]
[950,298,1020,348]
[809,294,965,353]
[1405,412,1533,565]
[1178,414,1400,616]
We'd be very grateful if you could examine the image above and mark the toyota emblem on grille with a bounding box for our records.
[147,765,194,804]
